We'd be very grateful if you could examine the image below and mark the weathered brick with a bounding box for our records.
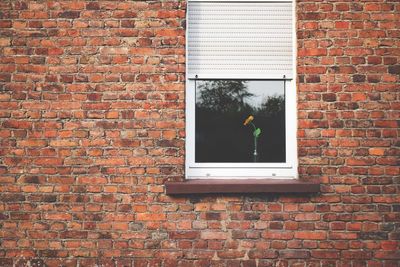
[86,2,100,10]
[217,250,246,259]
[388,65,400,75]
[311,250,340,259]
[280,250,310,259]
[248,250,278,259]
[58,11,80,19]
[342,250,372,259]
[359,232,388,240]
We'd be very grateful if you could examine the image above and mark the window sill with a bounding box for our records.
[165,179,320,195]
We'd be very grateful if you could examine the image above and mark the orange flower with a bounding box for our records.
[243,115,254,126]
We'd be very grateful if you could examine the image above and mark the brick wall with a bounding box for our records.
[0,1,399,266]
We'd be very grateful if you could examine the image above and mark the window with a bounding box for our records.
[186,0,297,179]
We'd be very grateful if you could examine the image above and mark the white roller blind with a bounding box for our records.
[187,1,293,79]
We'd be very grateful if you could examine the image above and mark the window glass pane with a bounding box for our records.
[195,80,285,163]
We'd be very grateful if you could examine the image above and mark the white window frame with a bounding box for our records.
[185,0,297,179]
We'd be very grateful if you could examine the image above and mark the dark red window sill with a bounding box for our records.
[165,179,320,195]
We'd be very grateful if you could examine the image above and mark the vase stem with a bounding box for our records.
[253,136,258,162]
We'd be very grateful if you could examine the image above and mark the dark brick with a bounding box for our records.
[353,74,366,82]
[359,232,388,240]
[60,231,88,239]
[322,93,337,102]
[388,65,400,75]
[58,11,80,19]
[0,258,13,267]
[280,250,310,259]
[205,212,221,220]
[18,175,43,184]
[306,75,321,83]
[248,250,278,259]
[0,193,25,202]
[86,2,100,10]
[243,213,261,220]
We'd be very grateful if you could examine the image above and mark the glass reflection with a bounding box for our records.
[195,80,286,163]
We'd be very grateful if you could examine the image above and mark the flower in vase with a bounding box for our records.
[243,115,254,126]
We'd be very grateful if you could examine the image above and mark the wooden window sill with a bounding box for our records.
[165,179,320,195]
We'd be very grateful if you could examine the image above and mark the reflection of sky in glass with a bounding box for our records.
[196,80,284,109]
[245,81,284,108]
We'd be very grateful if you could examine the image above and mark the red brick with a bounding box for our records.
[347,158,375,166]
[335,21,349,29]
[368,148,385,156]
[77,176,107,184]
[295,214,320,221]
[298,48,327,56]
[94,158,125,166]
[155,28,185,37]
[375,251,400,260]
[2,120,32,129]
[380,241,399,251]
[169,231,199,239]
[33,158,63,166]
[329,232,358,240]
[262,231,294,240]
[50,140,78,147]
[200,231,228,240]
[294,231,327,240]
[44,213,72,220]
[18,139,47,147]
[335,3,349,11]
[136,213,166,221]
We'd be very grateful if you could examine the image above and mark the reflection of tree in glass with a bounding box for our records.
[258,95,285,116]
[197,80,253,113]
